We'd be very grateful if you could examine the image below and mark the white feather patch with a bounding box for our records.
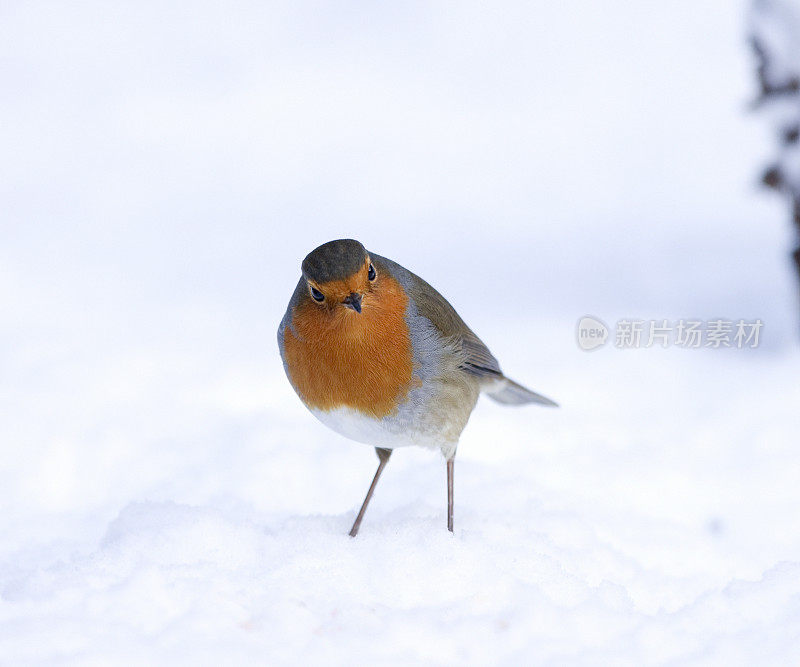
[310,405,448,451]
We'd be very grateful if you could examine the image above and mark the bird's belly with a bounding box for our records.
[309,404,447,451]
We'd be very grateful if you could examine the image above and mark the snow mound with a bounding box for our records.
[3,412,800,665]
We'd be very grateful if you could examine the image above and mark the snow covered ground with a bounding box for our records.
[2,1,800,664]
[3,337,800,664]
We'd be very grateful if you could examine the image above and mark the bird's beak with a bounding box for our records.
[342,292,362,313]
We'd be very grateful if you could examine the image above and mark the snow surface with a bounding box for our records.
[2,1,800,664]
[3,348,800,665]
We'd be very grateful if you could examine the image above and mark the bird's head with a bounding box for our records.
[301,239,377,315]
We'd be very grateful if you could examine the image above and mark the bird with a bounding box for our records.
[278,239,557,536]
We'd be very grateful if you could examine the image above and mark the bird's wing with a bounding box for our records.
[372,253,558,408]
[379,257,503,379]
[410,281,559,406]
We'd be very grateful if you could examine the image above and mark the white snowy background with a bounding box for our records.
[2,1,800,664]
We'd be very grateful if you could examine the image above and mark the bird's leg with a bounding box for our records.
[349,447,392,537]
[447,457,454,532]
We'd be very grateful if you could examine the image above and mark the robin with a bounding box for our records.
[278,239,557,536]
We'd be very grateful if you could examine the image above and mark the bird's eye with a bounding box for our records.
[367,263,376,281]
[310,286,324,302]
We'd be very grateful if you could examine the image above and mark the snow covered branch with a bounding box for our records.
[750,0,800,292]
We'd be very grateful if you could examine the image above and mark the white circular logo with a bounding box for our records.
[576,316,609,351]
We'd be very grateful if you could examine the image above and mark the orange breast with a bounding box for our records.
[282,274,415,417]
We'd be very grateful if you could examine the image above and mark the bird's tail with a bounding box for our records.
[485,376,558,407]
